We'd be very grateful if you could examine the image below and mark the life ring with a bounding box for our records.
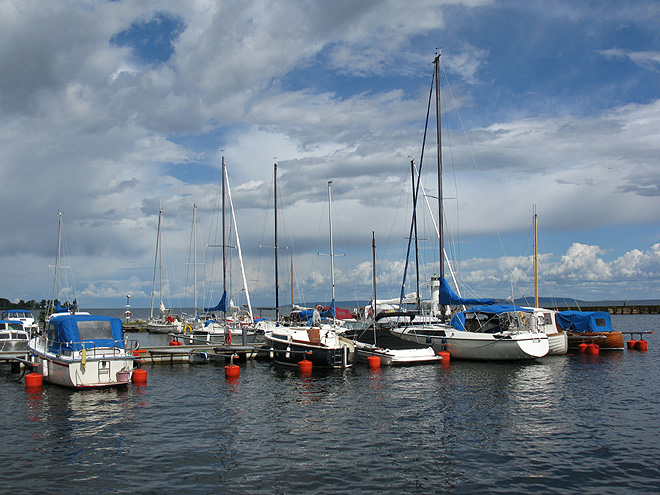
[225,330,232,345]
[183,323,193,333]
[167,315,174,323]
[124,310,132,319]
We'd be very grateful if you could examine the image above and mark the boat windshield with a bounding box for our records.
[77,320,114,341]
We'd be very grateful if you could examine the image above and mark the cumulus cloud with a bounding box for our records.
[1,1,659,306]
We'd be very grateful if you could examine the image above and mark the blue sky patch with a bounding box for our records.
[111,12,185,66]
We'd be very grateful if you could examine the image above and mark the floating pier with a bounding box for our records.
[132,343,269,365]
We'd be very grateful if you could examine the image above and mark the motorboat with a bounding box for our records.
[28,314,136,388]
[1,309,38,335]
[556,310,624,350]
[0,320,30,357]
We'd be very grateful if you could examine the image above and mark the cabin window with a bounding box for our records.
[47,323,56,346]
[8,322,23,331]
[77,320,114,341]
[595,318,607,327]
[0,332,9,339]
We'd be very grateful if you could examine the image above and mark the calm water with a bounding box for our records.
[1,314,658,494]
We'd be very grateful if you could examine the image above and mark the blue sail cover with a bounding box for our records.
[556,311,613,333]
[55,301,70,313]
[321,300,336,319]
[451,304,533,331]
[47,314,125,353]
[204,291,227,313]
[438,277,494,306]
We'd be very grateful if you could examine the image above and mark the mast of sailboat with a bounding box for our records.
[274,163,280,322]
[48,210,64,314]
[150,208,162,321]
[411,160,421,310]
[328,180,336,308]
[193,203,198,315]
[534,204,539,308]
[222,156,227,325]
[372,231,377,343]
[434,52,445,318]
[290,255,294,311]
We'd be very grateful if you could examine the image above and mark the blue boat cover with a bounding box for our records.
[438,277,494,306]
[451,304,533,331]
[47,314,125,353]
[204,291,227,313]
[556,310,613,333]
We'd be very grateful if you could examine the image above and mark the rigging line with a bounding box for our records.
[378,164,412,300]
[438,57,509,262]
[400,68,435,306]
[256,168,275,300]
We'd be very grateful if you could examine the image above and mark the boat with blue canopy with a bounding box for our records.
[556,310,624,350]
[28,314,136,388]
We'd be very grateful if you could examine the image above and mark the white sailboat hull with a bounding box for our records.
[397,327,549,360]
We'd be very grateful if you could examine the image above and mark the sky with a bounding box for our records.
[2,0,660,310]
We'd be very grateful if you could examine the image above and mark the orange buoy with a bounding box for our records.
[627,339,637,349]
[635,340,648,351]
[587,343,599,354]
[578,343,588,353]
[169,340,182,346]
[225,364,240,379]
[367,355,381,369]
[132,368,147,384]
[298,359,313,373]
[437,351,450,364]
[25,372,43,388]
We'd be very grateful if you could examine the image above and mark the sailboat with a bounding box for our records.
[392,54,549,360]
[147,208,184,334]
[520,206,568,355]
[346,232,442,365]
[186,156,256,346]
[265,179,357,368]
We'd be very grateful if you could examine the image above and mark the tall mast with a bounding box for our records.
[328,180,336,304]
[290,255,294,310]
[222,156,227,323]
[150,208,162,320]
[48,210,64,314]
[372,231,377,343]
[192,203,198,314]
[534,204,539,307]
[434,53,445,315]
[274,163,280,322]
[411,160,421,310]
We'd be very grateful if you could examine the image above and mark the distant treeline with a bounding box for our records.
[0,298,47,310]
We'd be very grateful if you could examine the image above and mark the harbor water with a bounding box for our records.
[1,313,658,494]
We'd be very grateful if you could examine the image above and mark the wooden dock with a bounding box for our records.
[132,343,269,365]
[1,343,269,368]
